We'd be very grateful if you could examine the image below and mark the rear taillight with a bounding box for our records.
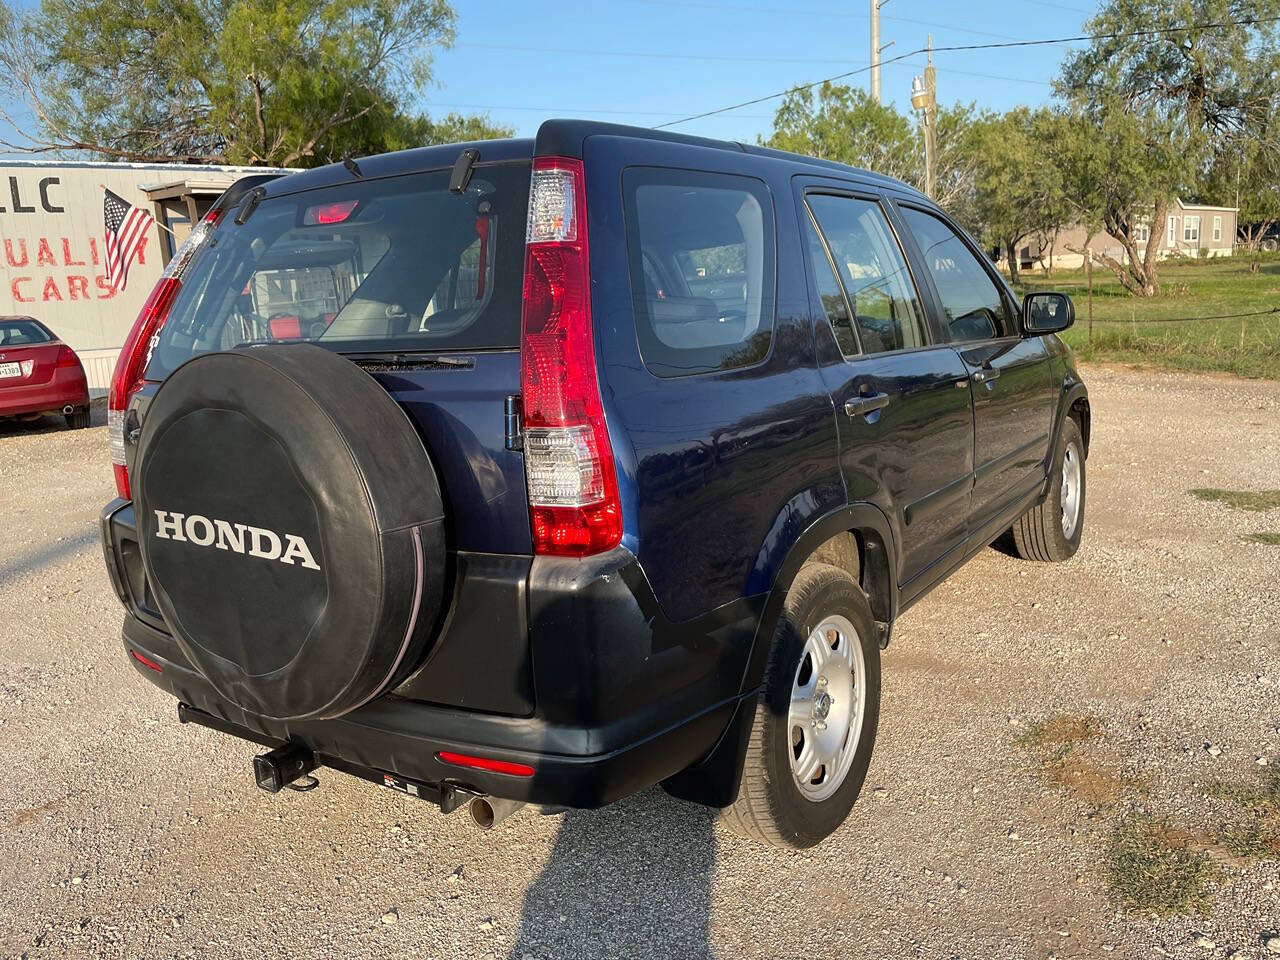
[108,215,216,499]
[519,157,621,557]
[54,344,80,368]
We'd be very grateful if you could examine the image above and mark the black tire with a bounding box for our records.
[65,407,90,429]
[722,562,881,849]
[1011,416,1085,562]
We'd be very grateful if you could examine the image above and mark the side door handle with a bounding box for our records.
[844,391,892,418]
[972,367,1001,384]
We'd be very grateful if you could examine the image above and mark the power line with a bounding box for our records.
[655,16,1280,129]
[623,0,1033,41]
[447,43,1052,89]
[453,42,872,65]
[427,100,776,120]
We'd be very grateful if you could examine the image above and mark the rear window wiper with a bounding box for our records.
[349,352,476,372]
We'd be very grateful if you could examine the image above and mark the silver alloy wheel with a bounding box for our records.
[788,613,867,802]
[1060,440,1082,540]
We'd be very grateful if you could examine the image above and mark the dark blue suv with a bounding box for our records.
[100,120,1089,848]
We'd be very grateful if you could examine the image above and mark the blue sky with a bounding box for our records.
[424,0,1103,143]
[0,0,1103,154]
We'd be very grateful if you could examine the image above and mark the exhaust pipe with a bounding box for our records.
[468,796,525,830]
[62,404,74,415]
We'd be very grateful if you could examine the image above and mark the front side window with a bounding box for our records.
[1184,215,1201,243]
[1133,222,1150,244]
[806,194,927,355]
[899,206,1010,342]
[623,168,776,377]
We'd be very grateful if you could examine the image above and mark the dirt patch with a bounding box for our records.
[1017,715,1133,807]
[11,796,66,828]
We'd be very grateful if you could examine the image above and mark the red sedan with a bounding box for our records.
[0,317,91,429]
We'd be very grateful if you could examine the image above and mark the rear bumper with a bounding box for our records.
[104,497,764,808]
[0,366,89,417]
[123,613,745,807]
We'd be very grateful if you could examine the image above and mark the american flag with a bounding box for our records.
[103,188,155,293]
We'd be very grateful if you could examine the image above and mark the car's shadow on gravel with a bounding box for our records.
[508,789,718,959]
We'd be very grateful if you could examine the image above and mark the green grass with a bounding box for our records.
[1243,532,1280,545]
[1107,816,1217,914]
[1016,253,1280,379]
[1190,488,1280,511]
[1208,768,1280,860]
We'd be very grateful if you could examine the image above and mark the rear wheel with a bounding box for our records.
[722,562,880,849]
[65,407,90,429]
[1011,416,1085,562]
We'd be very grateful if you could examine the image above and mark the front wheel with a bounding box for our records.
[1011,416,1086,562]
[722,562,881,849]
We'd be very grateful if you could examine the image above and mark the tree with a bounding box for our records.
[1054,104,1194,296]
[969,108,1069,284]
[0,0,507,166]
[1200,131,1280,249]
[762,83,985,232]
[1058,0,1280,157]
[764,82,918,184]
[931,102,987,232]
[1052,0,1277,294]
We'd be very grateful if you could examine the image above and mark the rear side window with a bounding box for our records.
[0,319,53,345]
[146,162,529,380]
[805,194,927,355]
[623,168,776,377]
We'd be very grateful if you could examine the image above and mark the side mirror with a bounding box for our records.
[1022,291,1075,335]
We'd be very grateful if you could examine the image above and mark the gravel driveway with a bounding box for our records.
[1,364,1277,960]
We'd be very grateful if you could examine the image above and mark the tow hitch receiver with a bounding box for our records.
[253,741,318,793]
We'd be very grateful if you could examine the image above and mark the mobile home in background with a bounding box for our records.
[0,161,269,393]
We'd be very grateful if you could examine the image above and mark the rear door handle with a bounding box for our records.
[972,367,1000,384]
[844,392,891,418]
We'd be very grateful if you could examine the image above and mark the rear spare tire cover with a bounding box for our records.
[134,344,447,721]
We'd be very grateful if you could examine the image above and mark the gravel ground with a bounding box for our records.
[1,364,1278,960]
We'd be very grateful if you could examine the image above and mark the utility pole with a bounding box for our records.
[870,0,893,104]
[910,36,937,198]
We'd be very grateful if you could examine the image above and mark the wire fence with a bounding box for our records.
[1086,307,1280,325]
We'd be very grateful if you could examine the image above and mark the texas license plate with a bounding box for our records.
[0,362,20,379]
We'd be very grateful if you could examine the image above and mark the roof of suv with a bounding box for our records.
[256,118,926,201]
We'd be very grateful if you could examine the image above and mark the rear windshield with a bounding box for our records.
[146,161,530,380]
[0,319,53,345]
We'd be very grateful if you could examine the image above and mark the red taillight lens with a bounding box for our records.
[54,344,80,368]
[519,157,621,557]
[108,277,179,498]
[108,211,218,500]
[437,751,535,778]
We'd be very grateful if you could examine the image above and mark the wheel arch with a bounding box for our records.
[661,501,896,809]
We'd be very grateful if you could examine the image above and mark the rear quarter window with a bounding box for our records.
[622,168,776,377]
[146,162,529,380]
